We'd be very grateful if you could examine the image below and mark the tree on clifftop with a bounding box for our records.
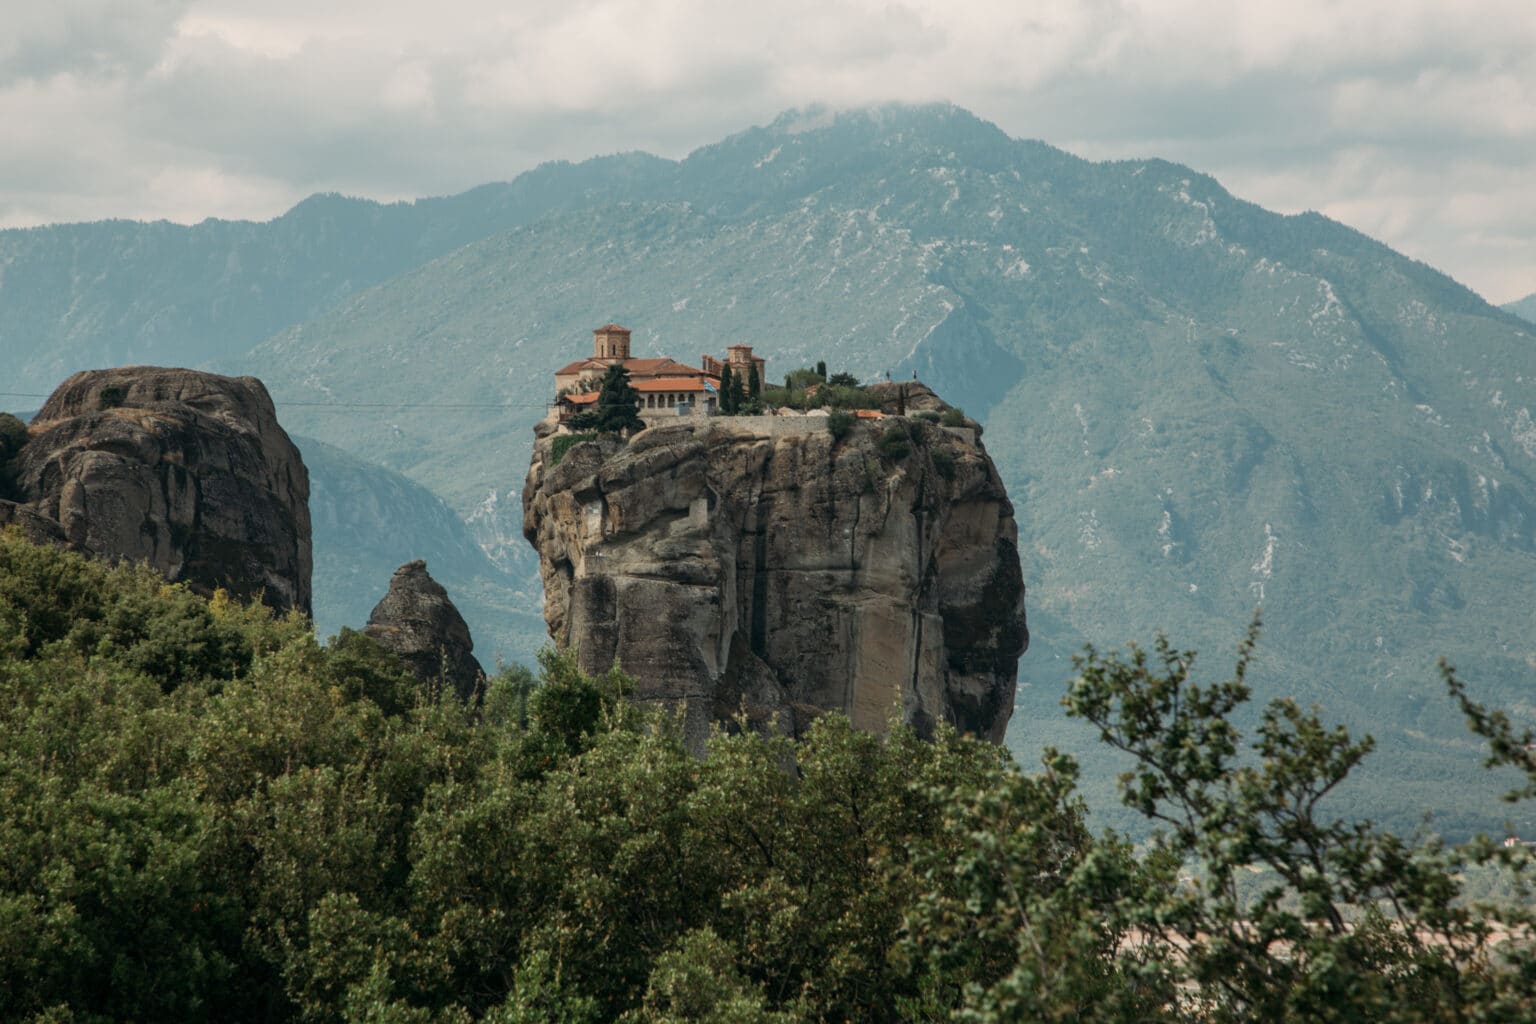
[594,363,643,434]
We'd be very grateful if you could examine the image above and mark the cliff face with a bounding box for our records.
[6,367,312,614]
[523,415,1026,746]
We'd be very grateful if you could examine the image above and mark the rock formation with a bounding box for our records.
[363,560,485,700]
[4,367,312,614]
[523,411,1026,747]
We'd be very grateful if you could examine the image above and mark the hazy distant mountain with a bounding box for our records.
[0,155,673,395]
[4,104,1534,835]
[1506,292,1536,324]
[298,436,546,667]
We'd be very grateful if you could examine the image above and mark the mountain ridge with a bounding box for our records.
[3,103,1534,836]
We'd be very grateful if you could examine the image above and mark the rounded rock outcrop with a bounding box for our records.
[362,560,485,701]
[523,410,1027,748]
[11,366,312,614]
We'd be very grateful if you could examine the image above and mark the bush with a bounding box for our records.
[940,407,967,427]
[97,385,126,410]
[931,447,956,480]
[827,371,860,388]
[0,412,27,459]
[914,410,940,423]
[550,432,597,466]
[878,424,911,460]
[826,409,854,441]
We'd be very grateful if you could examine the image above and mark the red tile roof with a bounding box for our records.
[558,391,600,405]
[635,377,714,392]
[595,323,630,333]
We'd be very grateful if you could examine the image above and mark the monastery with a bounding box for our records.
[552,324,767,421]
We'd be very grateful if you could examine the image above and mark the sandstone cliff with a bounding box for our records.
[4,367,312,614]
[523,413,1026,747]
[363,560,485,700]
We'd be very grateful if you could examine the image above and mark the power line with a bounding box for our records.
[2,391,549,411]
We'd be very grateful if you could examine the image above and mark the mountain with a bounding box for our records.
[4,103,1534,835]
[0,155,674,395]
[298,436,545,667]
[1506,292,1536,324]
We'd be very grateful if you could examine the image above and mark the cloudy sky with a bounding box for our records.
[4,0,1534,303]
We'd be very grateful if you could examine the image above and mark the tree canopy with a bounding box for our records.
[2,532,1536,1023]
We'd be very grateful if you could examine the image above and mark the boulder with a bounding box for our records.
[11,367,312,614]
[363,560,485,700]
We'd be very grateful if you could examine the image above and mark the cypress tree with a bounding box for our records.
[747,362,761,402]
[594,363,643,433]
[719,365,735,414]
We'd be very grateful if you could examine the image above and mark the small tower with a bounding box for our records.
[593,324,632,362]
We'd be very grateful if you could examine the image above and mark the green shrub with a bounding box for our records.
[826,409,854,441]
[785,367,825,390]
[878,424,911,460]
[940,407,967,427]
[914,410,940,423]
[0,412,26,459]
[550,432,597,466]
[97,385,127,410]
[931,447,956,480]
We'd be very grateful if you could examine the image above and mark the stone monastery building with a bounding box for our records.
[552,324,767,419]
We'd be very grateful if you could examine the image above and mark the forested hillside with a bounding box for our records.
[5,532,1536,1023]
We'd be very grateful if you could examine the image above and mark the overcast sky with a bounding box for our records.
[3,0,1534,303]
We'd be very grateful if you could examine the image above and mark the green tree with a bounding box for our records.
[827,371,860,388]
[719,365,735,415]
[746,363,760,402]
[594,363,643,434]
[826,409,854,441]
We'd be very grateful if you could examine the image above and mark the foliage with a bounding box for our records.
[825,409,854,441]
[1063,620,1536,1023]
[0,412,27,460]
[719,365,735,414]
[0,412,26,499]
[4,534,1536,1022]
[746,363,760,401]
[878,423,912,460]
[785,367,824,391]
[594,364,644,434]
[930,446,956,480]
[549,432,597,467]
[940,406,967,427]
[914,409,941,423]
[826,371,860,388]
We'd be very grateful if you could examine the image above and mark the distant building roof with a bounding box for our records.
[854,408,887,419]
[635,377,714,392]
[595,323,630,333]
[556,356,712,379]
[558,391,600,405]
[553,359,596,375]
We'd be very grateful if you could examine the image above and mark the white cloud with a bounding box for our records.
[3,0,1535,301]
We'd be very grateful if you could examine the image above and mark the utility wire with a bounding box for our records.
[2,391,549,411]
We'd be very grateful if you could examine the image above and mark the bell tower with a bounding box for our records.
[593,324,632,361]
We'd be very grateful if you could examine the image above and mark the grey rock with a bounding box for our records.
[523,411,1026,749]
[363,560,485,701]
[11,366,312,614]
